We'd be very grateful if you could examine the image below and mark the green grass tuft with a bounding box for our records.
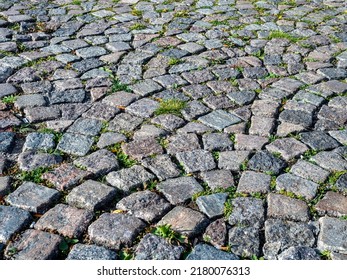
[154,99,187,117]
[268,31,303,43]
[1,95,17,104]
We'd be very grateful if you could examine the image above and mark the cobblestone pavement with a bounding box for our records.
[0,0,347,260]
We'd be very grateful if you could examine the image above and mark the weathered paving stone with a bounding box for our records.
[24,107,61,123]
[5,230,63,260]
[106,165,155,193]
[34,204,93,239]
[228,197,265,229]
[265,138,308,160]
[157,176,203,205]
[198,110,242,130]
[108,113,143,132]
[5,182,60,214]
[0,132,15,153]
[97,132,127,149]
[248,151,287,175]
[177,122,213,135]
[42,163,91,191]
[0,206,32,244]
[49,89,86,105]
[88,213,146,250]
[0,176,11,197]
[234,134,268,151]
[229,226,260,258]
[0,83,17,99]
[134,233,184,260]
[201,170,234,190]
[290,159,330,184]
[181,100,210,121]
[227,91,256,106]
[130,80,162,97]
[186,243,239,260]
[300,131,341,151]
[122,138,163,160]
[196,193,228,219]
[268,193,309,222]
[14,94,47,109]
[66,180,117,211]
[133,124,167,140]
[103,91,138,107]
[279,108,314,128]
[337,174,347,193]
[329,130,347,146]
[167,133,200,155]
[218,150,250,171]
[73,149,119,176]
[311,151,347,172]
[57,133,94,156]
[202,133,233,151]
[237,171,271,194]
[249,116,275,137]
[23,133,55,152]
[126,98,159,118]
[151,114,185,131]
[18,151,62,172]
[315,192,347,218]
[203,218,227,249]
[67,244,117,260]
[0,111,21,128]
[82,103,119,121]
[116,190,171,223]
[67,118,102,136]
[264,219,316,260]
[176,149,216,173]
[278,247,320,260]
[141,154,181,181]
[276,173,319,200]
[317,68,347,80]
[318,217,347,254]
[158,206,209,238]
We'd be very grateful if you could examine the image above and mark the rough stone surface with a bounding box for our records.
[248,151,287,175]
[176,149,216,173]
[5,182,60,214]
[5,230,63,260]
[34,204,93,238]
[237,171,271,194]
[158,206,209,238]
[134,234,184,260]
[196,193,228,219]
[88,213,146,250]
[66,180,117,211]
[157,177,203,205]
[0,206,32,243]
[229,226,260,258]
[228,197,265,229]
[67,244,117,260]
[315,192,347,218]
[116,191,172,223]
[106,165,155,193]
[318,217,347,254]
[267,193,309,222]
[278,247,320,260]
[186,244,239,260]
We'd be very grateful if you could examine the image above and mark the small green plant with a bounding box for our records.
[59,238,79,255]
[119,249,133,260]
[251,192,266,199]
[268,31,302,43]
[130,23,147,31]
[131,9,143,17]
[224,199,233,217]
[144,180,158,191]
[302,149,319,160]
[152,224,186,244]
[320,250,332,260]
[270,176,277,191]
[212,151,220,161]
[112,78,131,92]
[192,188,213,201]
[340,215,347,221]
[100,121,109,134]
[38,128,63,144]
[240,160,248,171]
[108,143,137,168]
[327,171,347,186]
[71,0,81,5]
[268,134,279,143]
[210,20,229,26]
[174,10,189,18]
[6,246,18,257]
[158,137,169,149]
[154,99,187,117]
[18,167,51,184]
[1,95,17,104]
[168,57,181,66]
[251,254,265,260]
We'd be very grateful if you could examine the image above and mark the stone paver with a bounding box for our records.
[1,0,347,260]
